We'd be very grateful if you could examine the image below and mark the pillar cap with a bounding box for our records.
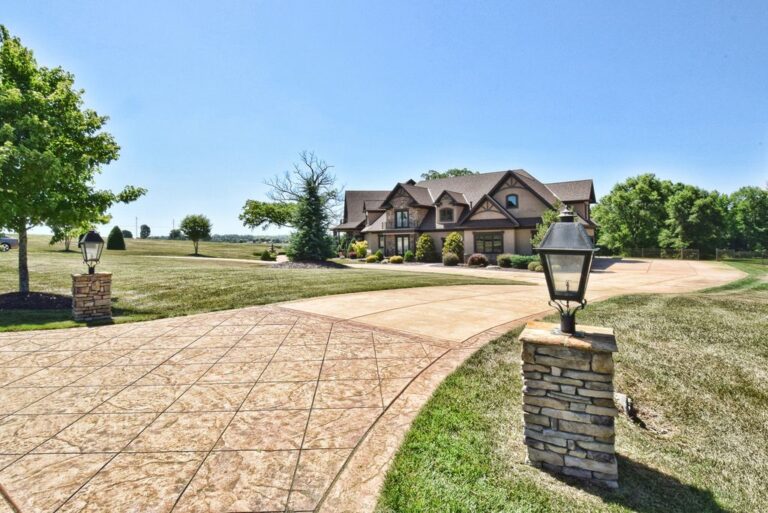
[520,321,617,353]
[71,272,112,278]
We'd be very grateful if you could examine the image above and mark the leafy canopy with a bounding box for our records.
[140,224,151,239]
[421,168,477,181]
[531,199,565,248]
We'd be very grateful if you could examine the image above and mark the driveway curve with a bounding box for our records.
[0,259,742,513]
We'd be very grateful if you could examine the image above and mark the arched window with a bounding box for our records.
[439,208,454,223]
[506,194,519,208]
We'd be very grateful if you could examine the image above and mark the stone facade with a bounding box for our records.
[72,272,112,322]
[519,321,619,488]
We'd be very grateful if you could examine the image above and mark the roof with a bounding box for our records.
[434,190,469,205]
[545,179,596,203]
[336,190,388,229]
[414,171,509,207]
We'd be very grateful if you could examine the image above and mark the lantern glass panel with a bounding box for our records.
[82,242,103,265]
[544,253,586,299]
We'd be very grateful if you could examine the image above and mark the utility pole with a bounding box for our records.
[135,217,138,237]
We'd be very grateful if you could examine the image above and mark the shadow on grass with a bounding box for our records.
[0,303,148,330]
[551,455,729,513]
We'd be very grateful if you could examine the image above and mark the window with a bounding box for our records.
[474,232,503,254]
[506,194,519,208]
[396,235,411,255]
[439,208,454,223]
[378,234,385,250]
[395,210,409,228]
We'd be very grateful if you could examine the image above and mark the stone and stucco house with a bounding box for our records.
[333,169,596,261]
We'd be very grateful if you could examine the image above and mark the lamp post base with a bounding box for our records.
[72,273,112,322]
[559,312,576,335]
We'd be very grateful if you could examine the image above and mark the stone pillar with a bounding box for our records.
[520,321,619,488]
[72,273,112,322]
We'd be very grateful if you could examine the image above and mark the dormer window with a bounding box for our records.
[506,194,519,208]
[439,208,454,223]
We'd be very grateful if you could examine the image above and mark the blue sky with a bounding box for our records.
[5,1,768,235]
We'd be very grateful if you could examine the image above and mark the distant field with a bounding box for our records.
[0,235,518,331]
[18,234,279,260]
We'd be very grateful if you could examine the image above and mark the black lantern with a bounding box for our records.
[534,209,598,335]
[78,230,105,274]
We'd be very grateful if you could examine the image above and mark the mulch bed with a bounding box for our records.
[0,292,71,310]
[273,260,348,269]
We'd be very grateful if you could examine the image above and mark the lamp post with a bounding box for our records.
[78,230,105,275]
[534,208,598,335]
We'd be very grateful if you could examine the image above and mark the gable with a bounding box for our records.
[469,197,508,220]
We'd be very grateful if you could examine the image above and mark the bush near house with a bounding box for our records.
[390,255,404,264]
[351,240,369,258]
[348,252,357,259]
[106,226,126,250]
[375,249,384,262]
[509,254,538,269]
[467,253,488,267]
[534,263,543,272]
[366,255,379,263]
[443,252,460,266]
[404,250,415,262]
[415,234,437,262]
[527,260,538,271]
[442,232,464,260]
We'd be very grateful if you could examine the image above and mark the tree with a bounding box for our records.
[107,226,126,250]
[442,232,464,259]
[0,26,145,293]
[415,234,437,262]
[241,151,341,261]
[121,229,133,239]
[591,174,675,254]
[140,224,151,239]
[531,200,565,248]
[659,186,726,257]
[169,228,183,240]
[728,186,768,250]
[180,214,212,255]
[421,168,477,181]
[49,218,102,252]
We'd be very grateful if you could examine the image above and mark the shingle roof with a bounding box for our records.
[545,179,596,203]
[415,171,509,207]
[338,190,388,227]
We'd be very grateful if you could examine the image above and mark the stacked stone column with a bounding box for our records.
[72,272,112,322]
[520,321,619,488]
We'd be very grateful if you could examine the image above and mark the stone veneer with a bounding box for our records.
[519,321,619,488]
[71,272,112,322]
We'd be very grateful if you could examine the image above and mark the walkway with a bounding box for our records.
[0,259,743,512]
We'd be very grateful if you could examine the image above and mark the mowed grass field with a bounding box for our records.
[0,235,517,331]
[378,261,767,513]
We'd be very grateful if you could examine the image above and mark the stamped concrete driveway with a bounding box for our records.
[0,259,742,513]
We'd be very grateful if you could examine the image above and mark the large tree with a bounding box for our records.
[240,151,340,261]
[0,26,145,293]
[728,186,768,250]
[592,174,675,254]
[421,168,477,181]
[658,185,727,257]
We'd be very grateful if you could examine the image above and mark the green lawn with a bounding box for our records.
[377,261,767,513]
[0,235,519,331]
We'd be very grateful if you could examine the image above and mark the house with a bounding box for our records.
[332,169,596,261]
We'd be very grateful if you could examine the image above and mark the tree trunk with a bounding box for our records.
[64,234,71,252]
[193,240,199,255]
[18,224,29,295]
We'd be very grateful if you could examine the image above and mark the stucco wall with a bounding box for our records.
[515,229,534,255]
[493,182,549,219]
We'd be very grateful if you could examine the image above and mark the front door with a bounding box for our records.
[395,235,410,255]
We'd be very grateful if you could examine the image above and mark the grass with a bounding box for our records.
[0,235,519,331]
[377,260,767,513]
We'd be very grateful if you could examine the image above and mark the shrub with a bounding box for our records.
[260,250,276,261]
[403,250,415,262]
[415,234,437,262]
[366,255,379,263]
[442,232,464,259]
[466,253,488,267]
[390,255,404,264]
[121,229,133,239]
[139,224,151,239]
[351,240,368,258]
[534,263,544,272]
[374,249,384,262]
[442,252,460,266]
[497,254,513,268]
[106,226,126,250]
[510,254,538,269]
[348,252,357,259]
[527,260,538,271]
